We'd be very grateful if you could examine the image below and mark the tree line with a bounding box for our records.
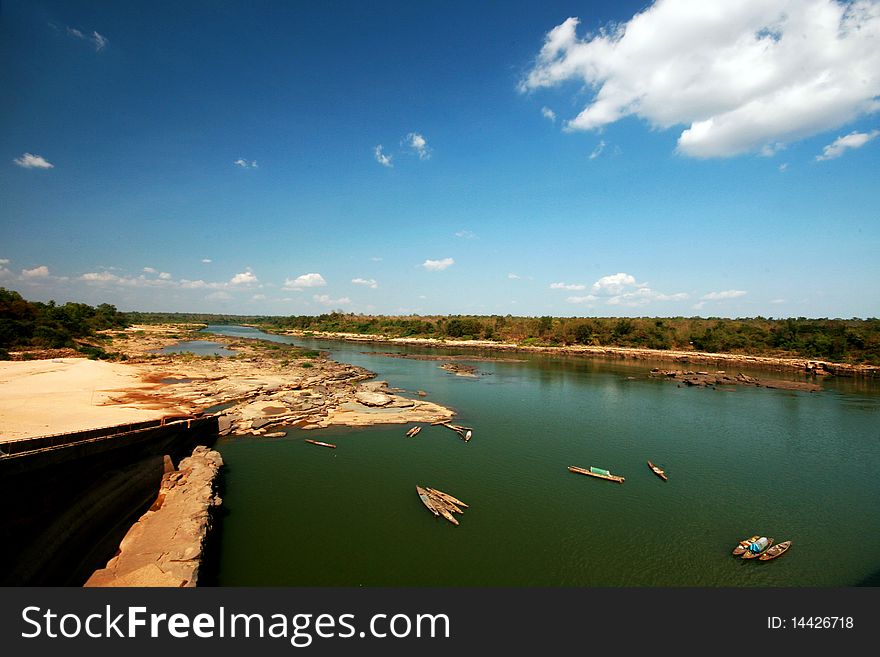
[3,289,878,364]
[0,288,128,359]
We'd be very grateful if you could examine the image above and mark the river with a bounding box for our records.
[200,325,880,586]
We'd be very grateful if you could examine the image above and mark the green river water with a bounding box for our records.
[199,326,880,587]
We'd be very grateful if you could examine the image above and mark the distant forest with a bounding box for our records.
[127,309,880,365]
[0,288,128,359]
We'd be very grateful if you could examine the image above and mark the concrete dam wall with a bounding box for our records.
[0,416,218,585]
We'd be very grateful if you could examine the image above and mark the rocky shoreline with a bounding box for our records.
[277,329,880,378]
[85,446,223,587]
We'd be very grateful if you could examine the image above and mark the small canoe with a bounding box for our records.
[426,487,469,509]
[758,540,791,561]
[304,439,336,449]
[741,537,774,559]
[405,426,422,437]
[647,460,668,481]
[568,465,625,483]
[732,535,761,556]
[416,486,439,516]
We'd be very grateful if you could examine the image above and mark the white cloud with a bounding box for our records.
[520,1,880,158]
[567,295,598,304]
[371,256,383,262]
[406,132,431,159]
[284,273,327,289]
[252,294,266,301]
[608,288,688,307]
[508,273,522,279]
[701,290,747,300]
[541,106,557,122]
[778,163,788,172]
[815,130,880,161]
[13,153,54,169]
[591,273,638,295]
[374,145,393,167]
[233,158,258,169]
[143,267,157,274]
[158,272,172,280]
[0,258,10,265]
[352,278,378,289]
[81,271,120,283]
[589,140,606,160]
[229,271,259,286]
[421,257,454,271]
[455,230,477,239]
[314,294,351,307]
[21,266,50,279]
[550,282,586,290]
[201,258,212,264]
[66,26,107,51]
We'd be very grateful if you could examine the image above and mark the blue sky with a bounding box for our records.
[1,0,878,318]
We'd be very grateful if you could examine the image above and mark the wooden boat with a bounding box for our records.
[416,486,439,517]
[758,540,791,561]
[647,460,668,481]
[568,465,625,483]
[304,439,336,449]
[741,537,774,559]
[426,487,469,509]
[732,535,761,556]
[405,426,422,437]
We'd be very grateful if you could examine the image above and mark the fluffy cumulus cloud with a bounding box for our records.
[229,271,259,286]
[406,132,431,159]
[13,153,54,169]
[233,158,258,169]
[541,106,557,122]
[550,282,586,290]
[815,129,880,160]
[591,273,639,295]
[314,294,351,307]
[520,0,880,158]
[21,266,50,279]
[374,145,393,167]
[584,272,688,306]
[283,273,327,290]
[421,257,454,271]
[352,277,378,289]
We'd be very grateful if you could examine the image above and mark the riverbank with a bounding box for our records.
[271,329,880,378]
[0,324,454,442]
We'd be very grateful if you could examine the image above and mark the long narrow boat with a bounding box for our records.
[416,486,439,517]
[741,537,774,559]
[647,460,668,481]
[304,439,337,449]
[732,535,761,556]
[758,540,791,561]
[568,465,625,483]
[405,426,422,437]
[426,487,469,509]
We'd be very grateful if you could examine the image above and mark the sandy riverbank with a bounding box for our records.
[0,324,454,442]
[276,329,880,378]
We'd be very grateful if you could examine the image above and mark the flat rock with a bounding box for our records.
[355,390,393,407]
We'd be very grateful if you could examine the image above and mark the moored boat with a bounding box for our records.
[732,535,761,556]
[425,487,468,509]
[647,460,668,481]
[568,465,625,483]
[416,486,439,516]
[758,540,791,561]
[741,537,774,559]
[304,439,336,449]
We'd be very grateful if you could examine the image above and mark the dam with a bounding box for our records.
[0,415,219,585]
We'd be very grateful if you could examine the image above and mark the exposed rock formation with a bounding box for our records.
[649,369,821,392]
[84,446,223,587]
